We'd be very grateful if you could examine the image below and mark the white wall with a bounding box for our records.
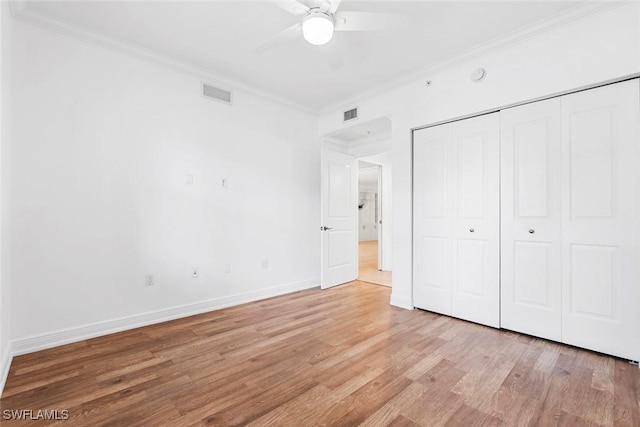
[10,20,320,349]
[358,190,378,241]
[318,3,640,309]
[0,1,14,392]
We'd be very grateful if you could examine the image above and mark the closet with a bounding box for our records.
[413,79,640,360]
[413,113,500,328]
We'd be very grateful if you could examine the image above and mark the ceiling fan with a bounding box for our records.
[255,0,406,53]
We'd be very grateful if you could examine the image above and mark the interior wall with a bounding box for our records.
[358,185,377,242]
[318,3,640,309]
[10,20,320,347]
[0,1,14,389]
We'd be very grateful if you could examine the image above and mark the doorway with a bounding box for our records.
[320,116,393,289]
[357,160,391,287]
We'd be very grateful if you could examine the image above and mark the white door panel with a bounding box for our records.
[413,123,453,316]
[321,149,358,289]
[561,80,640,360]
[500,98,562,341]
[416,236,450,314]
[413,113,500,327]
[413,79,639,361]
[450,114,500,328]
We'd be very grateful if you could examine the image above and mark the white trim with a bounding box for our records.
[320,2,625,115]
[390,294,413,311]
[11,279,319,356]
[0,342,13,397]
[10,5,316,116]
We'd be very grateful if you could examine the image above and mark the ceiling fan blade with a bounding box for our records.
[254,23,302,54]
[328,0,343,14]
[270,0,310,16]
[334,11,409,32]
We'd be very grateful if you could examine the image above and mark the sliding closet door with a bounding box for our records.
[500,99,562,341]
[413,122,454,316]
[413,113,500,328]
[450,114,500,327]
[561,80,640,360]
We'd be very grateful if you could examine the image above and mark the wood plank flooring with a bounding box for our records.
[1,281,639,426]
[358,241,392,287]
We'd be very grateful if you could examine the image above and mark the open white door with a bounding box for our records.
[321,149,358,289]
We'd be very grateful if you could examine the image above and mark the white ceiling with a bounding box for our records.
[17,0,585,111]
[328,116,391,141]
[358,165,378,190]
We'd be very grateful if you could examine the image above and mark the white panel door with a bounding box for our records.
[561,80,640,360]
[413,113,500,327]
[450,114,500,328]
[500,98,563,341]
[413,122,454,316]
[321,149,358,289]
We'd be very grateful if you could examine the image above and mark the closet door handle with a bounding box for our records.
[529,229,535,234]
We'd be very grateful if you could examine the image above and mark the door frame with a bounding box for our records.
[357,161,384,271]
[376,164,383,270]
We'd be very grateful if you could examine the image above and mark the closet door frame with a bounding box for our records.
[411,75,640,362]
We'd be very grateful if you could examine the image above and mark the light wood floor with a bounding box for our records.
[358,240,392,287]
[2,282,639,426]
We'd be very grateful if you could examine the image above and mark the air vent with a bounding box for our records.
[343,107,358,122]
[202,82,232,105]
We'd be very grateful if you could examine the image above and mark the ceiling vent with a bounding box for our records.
[202,82,232,105]
[343,107,358,122]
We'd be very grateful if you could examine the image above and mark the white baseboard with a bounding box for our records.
[0,342,13,397]
[390,293,413,310]
[12,279,319,356]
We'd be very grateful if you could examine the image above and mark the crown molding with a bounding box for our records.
[10,1,630,118]
[319,1,629,115]
[10,2,318,116]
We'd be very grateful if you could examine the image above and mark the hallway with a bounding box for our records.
[357,240,392,287]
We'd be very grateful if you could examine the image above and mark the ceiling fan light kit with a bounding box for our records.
[302,9,335,46]
[257,0,401,53]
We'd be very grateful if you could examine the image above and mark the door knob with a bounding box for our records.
[320,226,333,231]
[469,228,475,233]
[529,229,535,234]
